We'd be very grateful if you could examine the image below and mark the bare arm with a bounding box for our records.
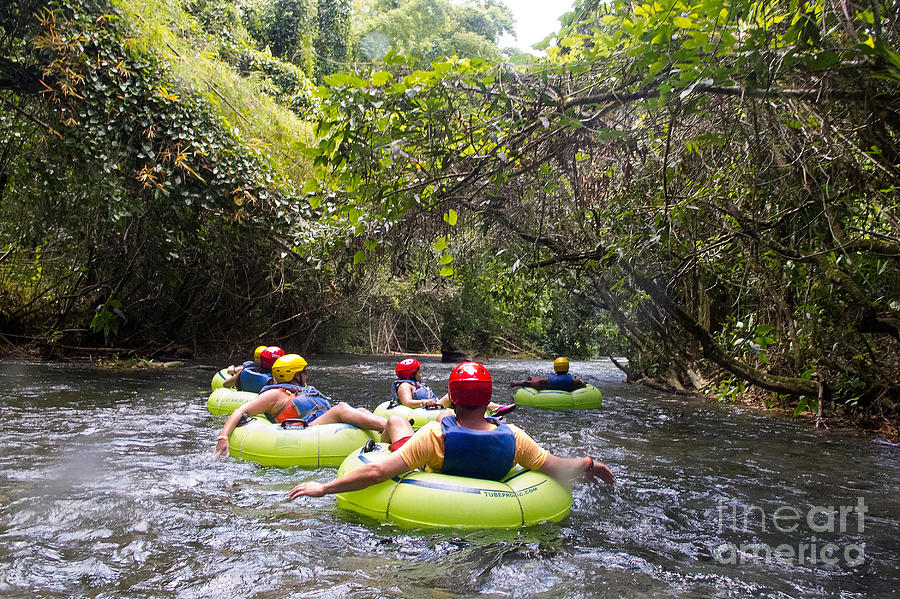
[222,370,241,389]
[213,391,280,456]
[538,454,615,486]
[288,451,411,498]
[510,377,549,390]
[396,382,415,407]
[397,383,439,408]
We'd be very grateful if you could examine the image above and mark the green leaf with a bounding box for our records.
[302,179,319,193]
[793,397,808,417]
[353,250,365,265]
[444,209,458,225]
[325,73,367,88]
[440,265,454,277]
[370,71,393,86]
[439,253,453,265]
[805,52,841,71]
[433,237,448,251]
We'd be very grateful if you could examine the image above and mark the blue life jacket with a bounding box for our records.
[440,416,516,480]
[238,366,271,393]
[261,384,332,424]
[391,379,437,403]
[547,372,576,392]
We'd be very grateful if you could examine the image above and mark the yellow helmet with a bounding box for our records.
[272,354,308,383]
[253,345,267,362]
[553,357,570,374]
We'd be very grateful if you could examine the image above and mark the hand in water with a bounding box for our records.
[214,437,228,457]
[586,460,616,485]
[289,482,326,499]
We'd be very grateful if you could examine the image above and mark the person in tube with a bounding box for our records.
[287,361,615,500]
[214,354,388,456]
[393,357,516,416]
[509,357,586,392]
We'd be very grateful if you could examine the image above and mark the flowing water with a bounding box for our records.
[1,356,897,598]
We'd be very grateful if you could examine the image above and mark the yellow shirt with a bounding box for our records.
[398,420,550,474]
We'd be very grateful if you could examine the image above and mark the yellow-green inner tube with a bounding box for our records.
[513,385,603,409]
[335,443,572,528]
[226,416,379,467]
[211,367,231,391]
[373,400,445,429]
[207,388,257,415]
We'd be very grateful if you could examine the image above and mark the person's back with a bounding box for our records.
[546,371,576,391]
[439,414,515,480]
[395,362,547,480]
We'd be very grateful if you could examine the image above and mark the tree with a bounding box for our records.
[302,0,900,415]
[353,0,514,62]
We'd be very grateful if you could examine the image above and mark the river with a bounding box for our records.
[1,356,897,598]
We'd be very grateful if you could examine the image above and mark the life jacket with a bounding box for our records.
[391,379,437,403]
[262,384,332,424]
[439,416,516,480]
[547,372,576,392]
[238,365,271,393]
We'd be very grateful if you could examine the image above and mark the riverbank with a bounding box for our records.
[724,387,900,444]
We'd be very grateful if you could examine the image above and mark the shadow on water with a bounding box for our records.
[1,356,898,598]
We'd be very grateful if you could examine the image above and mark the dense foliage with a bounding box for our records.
[0,0,339,354]
[353,0,515,62]
[303,0,900,417]
[1,0,898,423]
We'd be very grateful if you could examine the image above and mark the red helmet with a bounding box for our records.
[448,361,492,406]
[395,358,421,379]
[259,346,284,370]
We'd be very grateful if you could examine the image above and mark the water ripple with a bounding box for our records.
[0,358,898,597]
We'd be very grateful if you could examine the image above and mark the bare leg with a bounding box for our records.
[381,415,414,444]
[310,402,387,432]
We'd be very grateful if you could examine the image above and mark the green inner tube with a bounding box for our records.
[513,385,603,409]
[373,400,444,429]
[206,388,257,415]
[226,416,379,467]
[335,443,572,528]
[211,368,231,391]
